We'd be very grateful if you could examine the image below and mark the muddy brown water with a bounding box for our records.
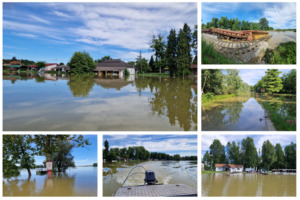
[267,31,296,49]
[3,73,197,131]
[3,167,97,196]
[202,173,296,196]
[103,161,197,196]
[202,95,296,131]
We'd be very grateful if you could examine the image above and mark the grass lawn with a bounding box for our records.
[261,102,296,131]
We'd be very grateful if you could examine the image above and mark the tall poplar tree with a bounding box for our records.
[166,29,177,76]
[261,140,276,170]
[177,23,192,76]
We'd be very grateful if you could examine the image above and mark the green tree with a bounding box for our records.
[103,140,109,160]
[201,69,223,94]
[262,69,283,94]
[261,140,276,170]
[68,51,95,74]
[59,62,64,65]
[3,135,35,177]
[209,139,226,170]
[211,18,219,28]
[273,143,285,169]
[281,69,296,94]
[34,135,90,163]
[177,23,192,76]
[241,137,258,168]
[226,141,241,164]
[150,34,166,74]
[36,61,46,69]
[192,25,198,64]
[202,151,212,170]
[225,69,242,94]
[95,56,112,63]
[12,56,17,61]
[165,29,177,76]
[284,142,296,169]
[149,56,155,72]
[53,140,75,172]
[259,17,269,30]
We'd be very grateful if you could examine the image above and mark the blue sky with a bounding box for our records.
[103,135,198,157]
[201,134,296,158]
[223,69,293,86]
[202,2,296,29]
[35,135,97,166]
[3,2,197,64]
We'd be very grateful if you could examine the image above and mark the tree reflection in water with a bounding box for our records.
[67,75,95,98]
[135,77,197,131]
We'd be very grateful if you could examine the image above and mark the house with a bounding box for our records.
[215,164,243,172]
[54,65,70,73]
[45,63,58,71]
[190,64,197,76]
[93,59,135,78]
[245,167,256,173]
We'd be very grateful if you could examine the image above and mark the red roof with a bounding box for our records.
[28,65,37,68]
[215,164,243,168]
[10,61,21,64]
[45,63,57,66]
[190,64,197,69]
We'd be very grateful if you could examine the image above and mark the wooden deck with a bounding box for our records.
[115,184,197,197]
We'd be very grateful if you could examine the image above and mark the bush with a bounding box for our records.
[202,92,215,103]
[265,42,296,64]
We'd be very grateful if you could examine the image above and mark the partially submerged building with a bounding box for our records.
[215,164,243,172]
[93,59,135,78]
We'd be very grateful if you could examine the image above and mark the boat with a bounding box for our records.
[115,166,197,197]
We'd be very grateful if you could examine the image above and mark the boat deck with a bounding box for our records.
[115,184,197,197]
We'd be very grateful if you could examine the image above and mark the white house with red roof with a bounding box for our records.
[215,164,243,172]
[44,63,58,71]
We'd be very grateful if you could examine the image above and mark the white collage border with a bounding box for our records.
[0,0,299,199]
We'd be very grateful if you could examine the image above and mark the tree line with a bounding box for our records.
[252,69,296,94]
[103,140,197,162]
[132,23,197,76]
[202,17,273,31]
[202,69,250,95]
[3,135,91,177]
[202,137,296,171]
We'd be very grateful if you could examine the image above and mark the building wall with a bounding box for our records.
[215,167,224,172]
[128,68,135,75]
[45,64,57,71]
[230,167,243,172]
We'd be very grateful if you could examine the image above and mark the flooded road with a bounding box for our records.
[3,73,197,131]
[202,95,296,131]
[202,173,296,196]
[103,161,197,196]
[3,167,97,196]
[267,31,296,49]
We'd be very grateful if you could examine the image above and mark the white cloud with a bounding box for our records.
[14,33,38,38]
[263,3,296,29]
[29,14,51,24]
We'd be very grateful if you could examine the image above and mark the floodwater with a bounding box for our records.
[267,31,296,49]
[3,73,197,131]
[202,95,296,131]
[103,161,197,196]
[202,173,296,196]
[3,167,97,196]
